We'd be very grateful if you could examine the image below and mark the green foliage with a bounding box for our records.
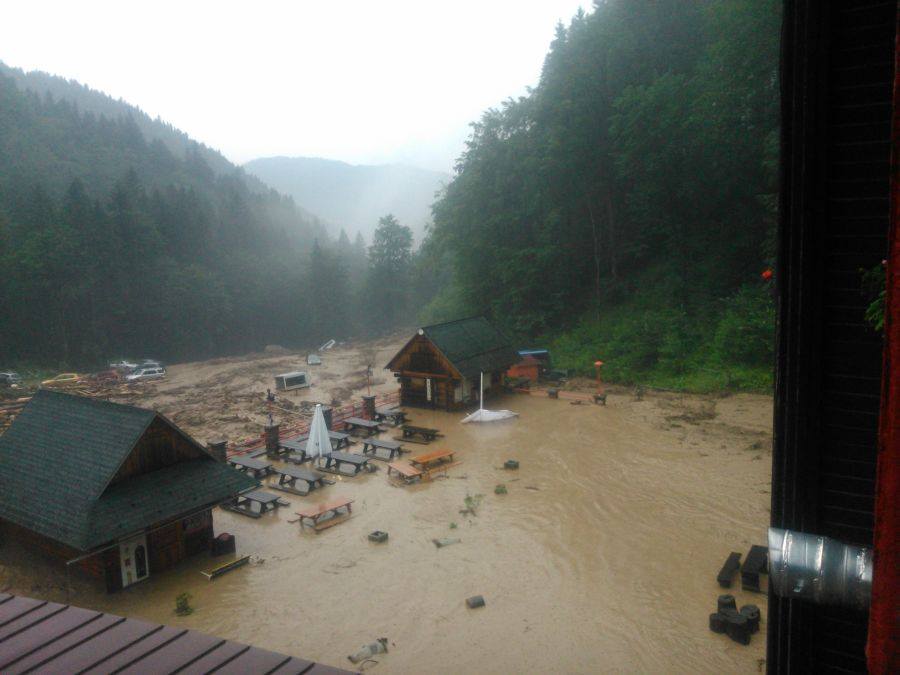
[175,592,193,616]
[861,264,886,332]
[427,0,780,390]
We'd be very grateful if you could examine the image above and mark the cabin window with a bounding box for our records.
[454,381,463,402]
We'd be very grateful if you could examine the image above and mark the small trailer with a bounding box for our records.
[274,371,311,391]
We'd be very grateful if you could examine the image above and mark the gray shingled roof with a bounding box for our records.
[0,390,256,551]
[422,316,518,378]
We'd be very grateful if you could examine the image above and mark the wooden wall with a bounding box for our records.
[109,416,207,486]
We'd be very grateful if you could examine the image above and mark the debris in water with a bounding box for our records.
[494,484,508,495]
[740,605,761,633]
[717,594,737,613]
[716,552,742,588]
[174,592,193,616]
[466,595,486,609]
[348,638,388,664]
[368,531,389,543]
[525,486,540,491]
[433,537,461,548]
[504,459,519,470]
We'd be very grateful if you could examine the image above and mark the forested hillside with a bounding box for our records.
[244,156,447,244]
[0,68,383,368]
[427,0,781,390]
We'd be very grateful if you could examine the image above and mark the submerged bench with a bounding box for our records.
[288,431,353,450]
[374,407,408,426]
[271,466,330,495]
[295,498,354,532]
[386,461,423,484]
[221,490,286,518]
[342,417,383,437]
[320,451,372,475]
[400,425,441,442]
[360,437,406,461]
[227,455,273,478]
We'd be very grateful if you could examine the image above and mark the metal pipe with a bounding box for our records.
[768,527,872,610]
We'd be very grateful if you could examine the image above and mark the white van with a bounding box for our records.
[274,371,310,391]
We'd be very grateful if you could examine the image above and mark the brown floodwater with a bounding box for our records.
[0,391,772,673]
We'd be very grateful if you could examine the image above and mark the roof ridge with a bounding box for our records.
[421,315,486,331]
[33,388,157,416]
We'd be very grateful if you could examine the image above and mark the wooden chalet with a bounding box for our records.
[0,390,256,592]
[386,317,518,410]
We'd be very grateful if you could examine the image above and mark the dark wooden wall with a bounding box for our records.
[109,416,207,486]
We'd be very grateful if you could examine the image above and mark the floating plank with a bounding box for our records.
[201,555,251,580]
[741,545,768,592]
[717,552,742,588]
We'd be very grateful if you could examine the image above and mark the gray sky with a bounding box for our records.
[2,0,587,172]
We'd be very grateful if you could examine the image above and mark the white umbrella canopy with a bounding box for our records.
[305,403,332,461]
[462,371,517,423]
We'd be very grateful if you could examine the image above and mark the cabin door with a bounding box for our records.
[120,534,150,587]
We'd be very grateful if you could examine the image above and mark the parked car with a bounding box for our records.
[125,366,166,382]
[41,372,82,387]
[108,360,138,370]
[139,359,164,369]
[0,372,22,386]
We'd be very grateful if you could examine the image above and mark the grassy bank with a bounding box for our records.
[542,283,775,394]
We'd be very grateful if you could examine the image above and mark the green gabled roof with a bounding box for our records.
[422,316,518,378]
[0,390,257,551]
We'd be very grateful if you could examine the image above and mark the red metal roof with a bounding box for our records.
[0,592,353,674]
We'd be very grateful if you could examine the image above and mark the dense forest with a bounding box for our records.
[425,0,781,390]
[0,68,427,369]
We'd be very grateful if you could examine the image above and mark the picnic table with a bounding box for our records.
[227,455,273,478]
[320,451,372,475]
[288,430,353,450]
[271,466,329,495]
[386,461,423,484]
[361,437,406,461]
[222,490,286,518]
[295,497,354,532]
[374,407,408,426]
[400,425,441,442]
[342,417,383,437]
[410,448,456,470]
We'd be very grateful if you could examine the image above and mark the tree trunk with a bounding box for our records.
[586,198,602,319]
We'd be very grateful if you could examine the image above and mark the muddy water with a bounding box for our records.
[2,392,771,673]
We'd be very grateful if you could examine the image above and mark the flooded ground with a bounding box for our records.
[1,385,772,673]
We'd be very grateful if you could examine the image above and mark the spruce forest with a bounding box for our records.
[2,0,781,390]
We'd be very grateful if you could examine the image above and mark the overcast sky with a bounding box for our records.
[1,1,587,173]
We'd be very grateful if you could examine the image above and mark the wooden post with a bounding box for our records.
[207,439,228,462]
[362,395,376,420]
[265,423,280,457]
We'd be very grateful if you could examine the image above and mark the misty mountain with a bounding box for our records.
[244,156,448,244]
[0,63,338,364]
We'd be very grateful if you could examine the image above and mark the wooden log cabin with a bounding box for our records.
[386,317,519,410]
[0,390,256,592]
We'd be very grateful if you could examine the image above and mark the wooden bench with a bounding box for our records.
[374,407,408,426]
[221,490,286,518]
[360,437,406,461]
[319,451,372,476]
[295,498,354,532]
[386,461,423,484]
[409,449,460,479]
[288,431,353,450]
[342,417,383,437]
[271,466,330,496]
[399,425,442,443]
[227,456,273,478]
